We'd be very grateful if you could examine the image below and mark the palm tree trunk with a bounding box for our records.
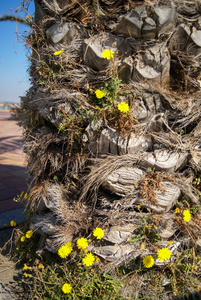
[21,0,201,269]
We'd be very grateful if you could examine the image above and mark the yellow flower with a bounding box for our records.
[62,283,72,294]
[93,227,104,240]
[23,264,29,270]
[101,49,114,60]
[10,220,16,227]
[140,242,146,251]
[24,193,28,199]
[193,265,197,271]
[157,247,171,262]
[20,191,24,198]
[95,89,105,99]
[197,286,200,291]
[118,102,129,113]
[82,252,95,267]
[58,242,73,258]
[38,263,44,269]
[76,238,88,250]
[142,255,154,268]
[183,209,191,222]
[167,241,173,246]
[25,230,33,239]
[175,207,180,214]
[21,236,26,242]
[53,50,64,56]
[89,88,93,92]
[23,272,28,277]
[26,16,32,21]
[96,257,100,263]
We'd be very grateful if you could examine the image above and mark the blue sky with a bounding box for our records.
[0,0,35,103]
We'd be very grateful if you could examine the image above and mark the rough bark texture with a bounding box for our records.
[18,0,201,279]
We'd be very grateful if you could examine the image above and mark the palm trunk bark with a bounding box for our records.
[21,0,201,267]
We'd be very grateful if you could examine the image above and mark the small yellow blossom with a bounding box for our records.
[10,220,16,227]
[62,283,72,294]
[192,265,197,271]
[26,16,32,21]
[24,193,28,199]
[167,241,173,246]
[76,238,88,250]
[89,88,93,92]
[157,247,171,262]
[23,264,29,270]
[53,50,64,56]
[183,209,191,222]
[101,49,114,60]
[38,263,44,269]
[95,89,105,99]
[20,191,24,198]
[118,102,129,113]
[82,252,95,267]
[142,255,154,268]
[25,230,33,239]
[175,207,180,214]
[58,242,73,258]
[93,227,104,240]
[23,272,28,277]
[96,257,100,263]
[21,236,26,242]
[196,286,200,291]
[140,242,146,251]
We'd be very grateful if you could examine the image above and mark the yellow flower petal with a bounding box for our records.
[38,263,44,269]
[93,227,104,240]
[76,237,88,250]
[62,283,72,294]
[10,220,16,227]
[20,191,24,198]
[175,207,180,214]
[58,242,73,258]
[82,252,95,267]
[157,247,171,262]
[96,257,100,263]
[142,255,154,268]
[23,264,29,270]
[25,230,33,239]
[101,49,114,60]
[118,102,129,113]
[167,241,173,246]
[95,89,105,99]
[21,236,26,242]
[183,209,191,222]
[53,50,64,56]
